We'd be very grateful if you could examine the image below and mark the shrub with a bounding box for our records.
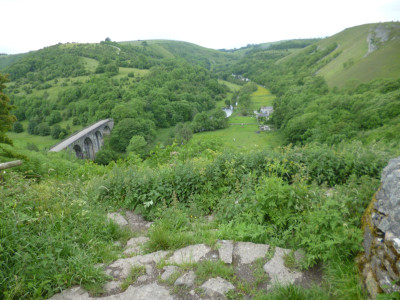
[12,121,24,133]
[0,174,128,298]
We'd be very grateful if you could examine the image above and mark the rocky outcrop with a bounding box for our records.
[50,211,321,300]
[361,157,400,298]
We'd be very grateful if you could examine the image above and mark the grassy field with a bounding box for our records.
[117,67,150,78]
[218,79,241,92]
[82,57,99,73]
[195,84,281,151]
[250,85,275,110]
[191,124,283,151]
[7,131,57,150]
[228,115,257,124]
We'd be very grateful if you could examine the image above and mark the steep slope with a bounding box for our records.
[315,22,400,87]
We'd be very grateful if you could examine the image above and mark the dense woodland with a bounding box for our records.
[1,24,400,299]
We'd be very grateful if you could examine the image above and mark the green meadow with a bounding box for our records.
[250,85,275,109]
[191,125,283,151]
[192,85,281,151]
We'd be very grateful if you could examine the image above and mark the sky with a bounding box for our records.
[1,0,399,54]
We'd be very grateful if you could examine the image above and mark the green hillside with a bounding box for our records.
[0,40,233,156]
[312,22,400,87]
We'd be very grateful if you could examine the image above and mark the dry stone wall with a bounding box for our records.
[361,157,400,298]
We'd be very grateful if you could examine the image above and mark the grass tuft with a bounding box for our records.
[120,265,146,291]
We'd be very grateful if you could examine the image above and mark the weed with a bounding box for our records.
[323,258,366,299]
[120,265,146,291]
[283,251,300,270]
[254,283,329,300]
[160,271,182,286]
[195,260,236,285]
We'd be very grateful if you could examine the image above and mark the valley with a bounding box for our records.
[1,22,400,299]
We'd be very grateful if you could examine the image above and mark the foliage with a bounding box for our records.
[120,266,146,291]
[95,148,120,165]
[0,73,16,146]
[192,109,228,133]
[172,123,193,145]
[126,135,147,157]
[12,121,23,133]
[0,173,130,298]
[254,284,328,300]
[110,118,156,152]
[195,260,235,285]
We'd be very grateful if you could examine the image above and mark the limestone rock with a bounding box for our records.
[161,266,181,281]
[107,213,128,226]
[361,157,400,297]
[201,277,235,300]
[51,283,174,300]
[218,240,233,264]
[136,275,149,283]
[363,226,373,259]
[107,250,168,279]
[365,271,379,299]
[124,237,149,255]
[263,247,303,288]
[114,283,174,300]
[168,244,211,264]
[103,281,121,294]
[174,271,196,288]
[234,242,269,264]
[49,286,90,300]
[124,211,153,232]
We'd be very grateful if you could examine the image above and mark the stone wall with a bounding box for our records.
[361,157,400,298]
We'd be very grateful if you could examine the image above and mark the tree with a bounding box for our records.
[12,121,24,133]
[27,119,38,134]
[0,73,16,146]
[95,149,119,165]
[126,135,147,157]
[110,118,156,152]
[51,124,62,139]
[34,122,50,136]
[174,123,193,144]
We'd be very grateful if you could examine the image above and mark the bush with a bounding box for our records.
[12,121,24,133]
[0,174,129,298]
[95,149,119,165]
[34,122,50,136]
[26,142,39,152]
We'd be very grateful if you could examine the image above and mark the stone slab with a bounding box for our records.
[161,266,181,281]
[217,240,233,264]
[107,250,168,279]
[124,237,149,255]
[234,242,269,264]
[167,244,211,264]
[263,247,303,288]
[201,277,235,300]
[174,271,196,288]
[107,213,128,227]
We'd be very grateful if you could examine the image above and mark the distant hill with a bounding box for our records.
[120,40,236,70]
[0,53,26,70]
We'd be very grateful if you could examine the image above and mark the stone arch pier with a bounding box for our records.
[49,119,114,160]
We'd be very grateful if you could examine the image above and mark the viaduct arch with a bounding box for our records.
[49,119,114,160]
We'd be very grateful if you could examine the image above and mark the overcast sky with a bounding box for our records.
[1,0,399,54]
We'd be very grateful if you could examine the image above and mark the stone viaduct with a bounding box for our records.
[49,119,114,160]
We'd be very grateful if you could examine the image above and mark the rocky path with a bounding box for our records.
[50,212,320,300]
